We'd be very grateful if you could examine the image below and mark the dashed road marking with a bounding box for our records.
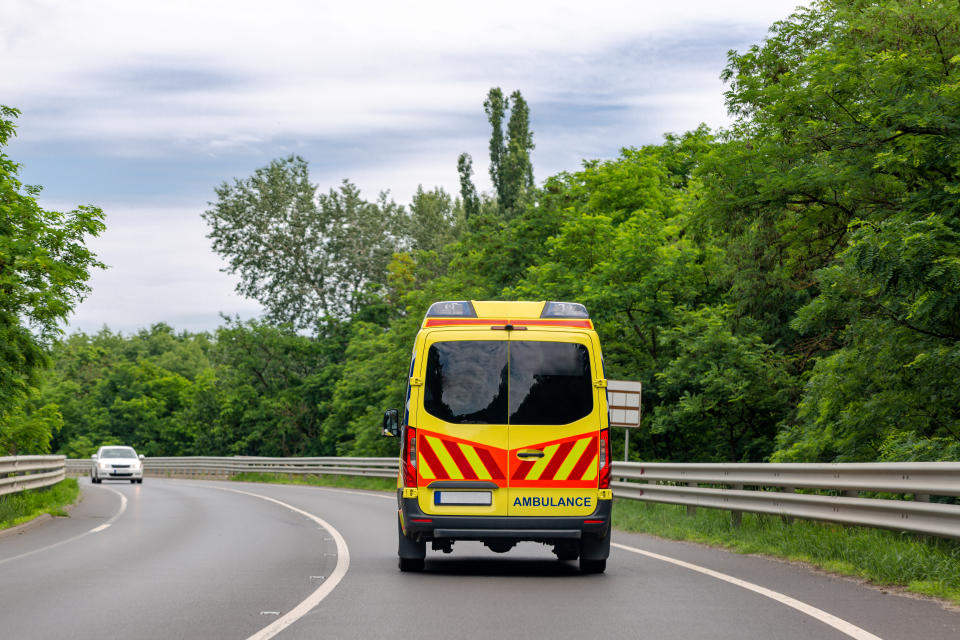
[210,487,350,640]
[0,485,127,566]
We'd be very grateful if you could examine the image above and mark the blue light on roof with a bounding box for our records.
[540,301,590,319]
[425,301,477,317]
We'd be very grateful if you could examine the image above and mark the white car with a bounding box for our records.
[91,446,144,484]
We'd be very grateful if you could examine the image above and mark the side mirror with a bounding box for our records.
[91,454,98,460]
[139,454,145,460]
[382,409,400,437]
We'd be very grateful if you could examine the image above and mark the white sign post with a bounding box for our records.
[606,380,642,461]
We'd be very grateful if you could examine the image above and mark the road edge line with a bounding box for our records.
[611,542,883,640]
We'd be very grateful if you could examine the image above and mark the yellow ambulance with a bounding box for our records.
[382,300,613,573]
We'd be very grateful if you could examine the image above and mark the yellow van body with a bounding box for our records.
[388,301,613,573]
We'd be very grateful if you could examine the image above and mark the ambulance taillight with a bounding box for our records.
[598,428,611,489]
[402,427,418,486]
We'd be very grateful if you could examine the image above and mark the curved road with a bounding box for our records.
[1,478,957,639]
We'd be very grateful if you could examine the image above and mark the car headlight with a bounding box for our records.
[99,462,110,469]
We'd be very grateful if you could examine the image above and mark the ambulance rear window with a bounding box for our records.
[509,341,592,424]
[423,340,592,425]
[424,341,508,423]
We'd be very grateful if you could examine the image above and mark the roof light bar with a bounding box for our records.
[425,301,477,318]
[540,301,590,319]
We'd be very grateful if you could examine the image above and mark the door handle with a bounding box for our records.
[516,450,545,459]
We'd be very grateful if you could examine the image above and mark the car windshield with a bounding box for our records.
[100,448,137,459]
[424,340,593,425]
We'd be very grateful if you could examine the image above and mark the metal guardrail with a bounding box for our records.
[66,457,960,539]
[0,456,67,497]
[612,461,960,539]
[66,456,397,479]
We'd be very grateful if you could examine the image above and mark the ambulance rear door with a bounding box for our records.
[414,330,511,517]
[506,332,602,516]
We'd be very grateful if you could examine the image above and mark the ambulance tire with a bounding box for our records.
[578,527,610,574]
[399,556,425,572]
[579,558,606,574]
[398,517,425,572]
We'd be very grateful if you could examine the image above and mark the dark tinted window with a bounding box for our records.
[509,341,592,424]
[100,447,137,459]
[423,340,592,425]
[424,341,508,423]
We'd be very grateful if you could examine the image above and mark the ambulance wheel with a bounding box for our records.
[399,557,425,572]
[579,558,606,574]
[397,517,425,572]
[578,527,610,574]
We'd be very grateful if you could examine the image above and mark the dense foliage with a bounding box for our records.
[0,106,104,455]
[8,1,959,462]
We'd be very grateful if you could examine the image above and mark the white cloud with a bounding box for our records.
[3,0,802,146]
[58,202,262,334]
[4,0,808,332]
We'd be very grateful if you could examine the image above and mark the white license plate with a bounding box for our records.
[434,491,492,506]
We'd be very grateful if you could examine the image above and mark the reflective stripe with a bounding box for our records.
[460,444,493,480]
[568,437,598,480]
[556,437,591,481]
[476,447,505,480]
[524,443,560,480]
[539,440,576,480]
[580,454,599,481]
[421,436,453,480]
[443,439,478,480]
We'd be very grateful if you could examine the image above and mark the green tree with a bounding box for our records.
[203,156,405,328]
[210,319,342,456]
[706,0,960,460]
[483,88,507,203]
[651,306,792,462]
[456,153,480,220]
[479,87,536,218]
[0,105,105,453]
[406,186,461,253]
[501,90,536,217]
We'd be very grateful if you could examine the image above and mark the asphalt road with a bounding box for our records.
[1,478,958,640]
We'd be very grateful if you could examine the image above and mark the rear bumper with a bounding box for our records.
[399,493,611,542]
[93,469,142,479]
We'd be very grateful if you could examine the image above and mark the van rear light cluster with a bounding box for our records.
[402,427,418,486]
[598,429,611,489]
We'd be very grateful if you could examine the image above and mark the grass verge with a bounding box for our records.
[613,500,960,605]
[0,479,81,531]
[231,472,395,492]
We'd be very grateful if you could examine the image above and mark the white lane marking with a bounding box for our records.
[212,487,351,640]
[0,485,128,567]
[612,542,884,640]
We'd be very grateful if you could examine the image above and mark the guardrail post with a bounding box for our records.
[686,482,697,516]
[781,487,795,524]
[731,484,743,528]
[915,494,930,502]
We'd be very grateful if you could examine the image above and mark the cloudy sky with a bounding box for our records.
[2,0,804,335]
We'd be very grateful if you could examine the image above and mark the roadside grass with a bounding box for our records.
[613,500,960,605]
[0,479,81,531]
[231,472,395,492]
